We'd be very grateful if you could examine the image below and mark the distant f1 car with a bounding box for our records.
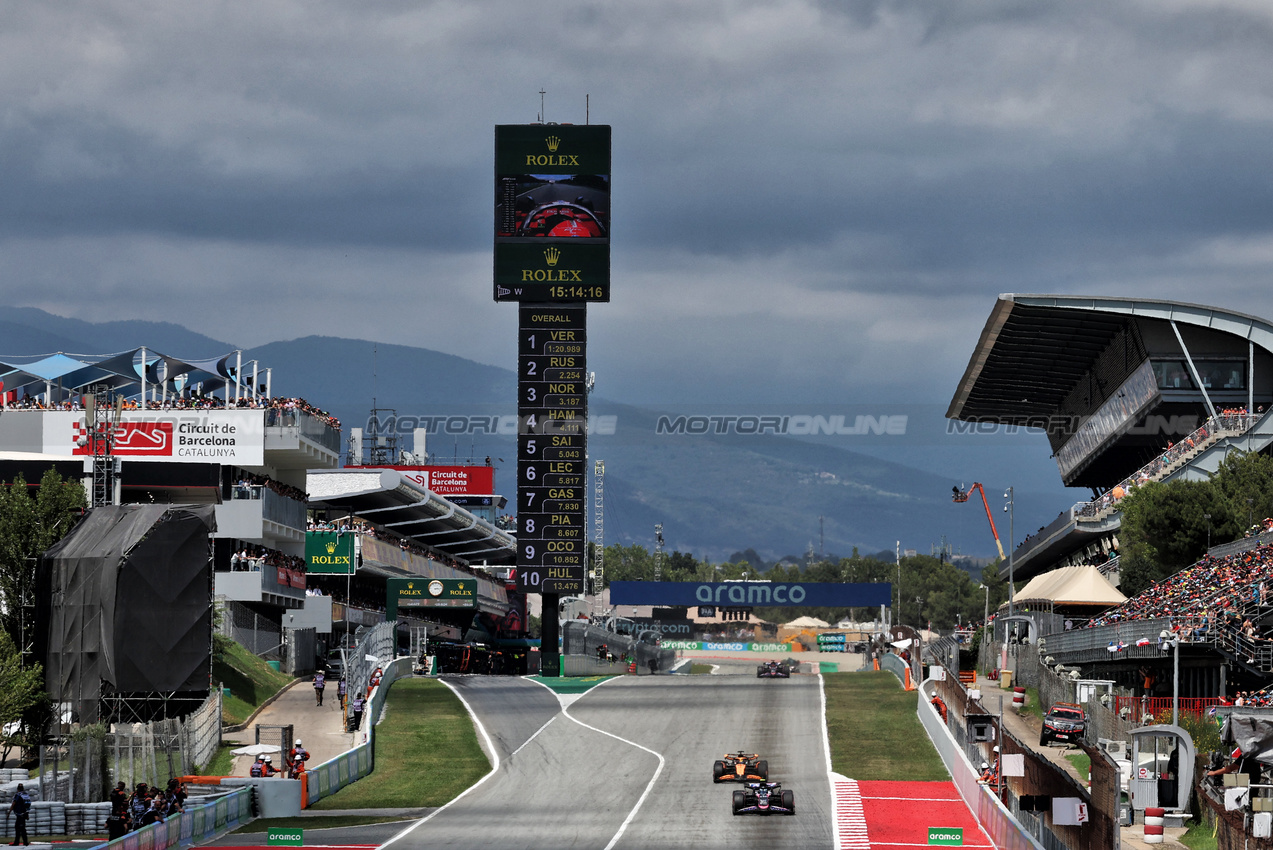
[732,781,795,816]
[757,660,792,678]
[713,751,769,783]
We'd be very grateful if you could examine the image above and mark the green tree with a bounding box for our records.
[0,470,87,645]
[0,630,46,764]
[1212,449,1273,539]
[1118,478,1226,597]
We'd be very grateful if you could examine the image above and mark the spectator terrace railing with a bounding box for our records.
[267,407,341,453]
[1074,413,1253,522]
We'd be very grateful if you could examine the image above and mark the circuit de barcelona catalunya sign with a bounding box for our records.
[608,581,893,608]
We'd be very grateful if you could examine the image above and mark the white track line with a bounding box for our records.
[556,679,666,850]
[379,680,499,848]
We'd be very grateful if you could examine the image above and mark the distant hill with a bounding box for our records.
[0,307,1060,562]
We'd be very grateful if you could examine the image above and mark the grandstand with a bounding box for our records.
[0,345,528,700]
[949,295,1273,586]
[948,296,1273,698]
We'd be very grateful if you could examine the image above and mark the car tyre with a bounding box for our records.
[732,791,746,814]
[713,760,726,783]
[757,760,769,779]
[782,790,795,813]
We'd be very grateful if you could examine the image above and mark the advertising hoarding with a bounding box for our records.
[42,410,265,465]
[305,532,356,575]
[610,581,894,608]
[349,465,495,496]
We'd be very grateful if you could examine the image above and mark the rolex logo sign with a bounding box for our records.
[521,248,581,282]
[525,134,577,166]
[306,532,354,573]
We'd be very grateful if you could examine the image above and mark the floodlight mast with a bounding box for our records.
[952,483,1007,560]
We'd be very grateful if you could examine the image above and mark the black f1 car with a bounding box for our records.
[712,751,769,783]
[732,781,796,816]
[757,660,792,678]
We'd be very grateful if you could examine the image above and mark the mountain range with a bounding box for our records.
[0,308,1072,562]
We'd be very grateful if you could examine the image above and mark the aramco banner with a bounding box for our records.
[305,532,355,575]
[609,581,892,608]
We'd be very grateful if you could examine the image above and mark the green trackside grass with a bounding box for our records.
[310,678,488,809]
[196,744,238,777]
[215,640,294,725]
[823,671,949,781]
[1181,822,1219,850]
[689,664,714,675]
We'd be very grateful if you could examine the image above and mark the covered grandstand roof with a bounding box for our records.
[0,347,252,401]
[1014,565,1126,608]
[948,294,1273,488]
[307,468,515,565]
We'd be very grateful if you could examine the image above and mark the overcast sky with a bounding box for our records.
[4,0,1273,498]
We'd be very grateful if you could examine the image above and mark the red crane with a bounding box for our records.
[952,483,1006,560]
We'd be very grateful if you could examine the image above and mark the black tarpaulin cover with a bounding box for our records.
[1223,714,1273,765]
[42,504,215,704]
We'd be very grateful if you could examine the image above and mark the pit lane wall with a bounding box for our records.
[916,677,1046,850]
[86,787,252,850]
[561,621,676,674]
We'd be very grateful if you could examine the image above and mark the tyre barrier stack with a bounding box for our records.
[1012,687,1026,712]
[0,801,114,839]
[1144,806,1165,844]
[64,802,111,836]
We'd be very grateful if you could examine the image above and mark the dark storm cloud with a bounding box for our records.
[0,0,1271,408]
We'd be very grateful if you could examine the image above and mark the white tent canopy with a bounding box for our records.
[1014,565,1126,607]
[783,616,831,628]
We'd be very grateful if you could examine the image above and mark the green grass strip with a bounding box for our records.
[823,671,950,781]
[309,678,489,809]
[215,640,294,725]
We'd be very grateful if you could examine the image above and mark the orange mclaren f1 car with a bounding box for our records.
[712,751,769,783]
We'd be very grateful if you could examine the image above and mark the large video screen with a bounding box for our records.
[494,124,611,303]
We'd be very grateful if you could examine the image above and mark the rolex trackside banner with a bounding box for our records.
[609,581,892,608]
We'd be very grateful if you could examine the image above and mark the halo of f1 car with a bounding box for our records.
[713,751,768,783]
[712,751,796,815]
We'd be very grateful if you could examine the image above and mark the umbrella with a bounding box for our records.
[231,743,281,756]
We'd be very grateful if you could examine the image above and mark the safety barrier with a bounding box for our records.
[85,786,252,850]
[916,678,1045,850]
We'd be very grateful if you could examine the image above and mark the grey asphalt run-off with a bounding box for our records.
[380,661,834,850]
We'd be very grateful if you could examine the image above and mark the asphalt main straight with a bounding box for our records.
[382,658,833,850]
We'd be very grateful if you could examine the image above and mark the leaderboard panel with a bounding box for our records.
[516,305,587,594]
